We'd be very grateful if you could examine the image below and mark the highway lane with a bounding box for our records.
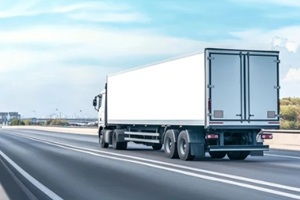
[0,128,299,200]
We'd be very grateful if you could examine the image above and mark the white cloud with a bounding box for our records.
[0,0,43,18]
[0,25,206,69]
[229,26,300,52]
[283,68,300,82]
[52,2,126,13]
[0,24,207,117]
[0,0,147,23]
[69,12,149,23]
[285,41,299,52]
[231,0,300,7]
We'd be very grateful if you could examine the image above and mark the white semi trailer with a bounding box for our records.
[93,48,279,160]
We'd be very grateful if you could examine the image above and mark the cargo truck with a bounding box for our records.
[93,48,279,161]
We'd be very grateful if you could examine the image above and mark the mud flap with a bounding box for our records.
[190,143,205,158]
[186,129,205,158]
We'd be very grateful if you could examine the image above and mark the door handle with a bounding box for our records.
[236,114,242,116]
[249,114,254,117]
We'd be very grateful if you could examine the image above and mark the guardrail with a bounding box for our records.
[263,129,300,134]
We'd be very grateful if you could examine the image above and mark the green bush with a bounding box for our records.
[10,118,25,126]
[280,98,300,130]
[45,119,69,126]
[280,105,299,121]
[23,119,31,126]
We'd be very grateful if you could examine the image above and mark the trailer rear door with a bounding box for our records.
[207,49,279,125]
[209,53,242,120]
[248,54,279,121]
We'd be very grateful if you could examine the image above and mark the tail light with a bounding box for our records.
[261,134,273,139]
[206,134,219,139]
[208,99,211,113]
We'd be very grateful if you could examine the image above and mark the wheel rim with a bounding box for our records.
[100,134,104,144]
[165,137,172,153]
[179,138,186,155]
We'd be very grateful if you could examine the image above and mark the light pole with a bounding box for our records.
[32,110,36,118]
[56,108,61,119]
[80,110,82,123]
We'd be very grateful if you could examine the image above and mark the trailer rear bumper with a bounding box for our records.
[208,145,269,152]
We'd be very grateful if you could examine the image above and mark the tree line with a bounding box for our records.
[280,97,300,129]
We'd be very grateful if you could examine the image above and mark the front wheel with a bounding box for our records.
[99,133,108,148]
[177,130,194,161]
[227,151,249,160]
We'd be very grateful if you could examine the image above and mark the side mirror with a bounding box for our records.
[93,97,97,107]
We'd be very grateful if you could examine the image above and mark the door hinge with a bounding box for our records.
[207,84,215,88]
[274,59,280,63]
[274,86,281,89]
[207,56,214,60]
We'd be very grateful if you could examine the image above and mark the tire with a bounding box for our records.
[227,151,249,160]
[177,130,194,161]
[112,131,123,150]
[164,130,179,159]
[152,143,163,150]
[121,142,127,150]
[99,131,108,148]
[209,151,226,159]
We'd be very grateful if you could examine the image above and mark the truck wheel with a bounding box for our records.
[152,144,163,150]
[164,130,179,159]
[121,142,127,150]
[177,130,194,161]
[99,133,108,148]
[227,151,249,160]
[112,131,123,150]
[209,152,226,159]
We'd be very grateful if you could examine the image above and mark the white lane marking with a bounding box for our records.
[12,133,300,193]
[265,154,300,160]
[0,151,63,200]
[13,137,300,200]
[8,132,300,199]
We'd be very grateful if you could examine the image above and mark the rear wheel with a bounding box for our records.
[209,151,226,159]
[177,130,194,161]
[152,143,163,150]
[227,151,249,160]
[164,130,179,159]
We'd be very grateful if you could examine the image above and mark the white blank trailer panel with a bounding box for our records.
[106,48,279,128]
[107,53,206,126]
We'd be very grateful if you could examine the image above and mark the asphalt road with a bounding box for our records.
[0,128,299,200]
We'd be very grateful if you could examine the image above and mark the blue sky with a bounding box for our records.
[0,0,300,118]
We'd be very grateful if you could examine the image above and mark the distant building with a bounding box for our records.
[0,112,21,124]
